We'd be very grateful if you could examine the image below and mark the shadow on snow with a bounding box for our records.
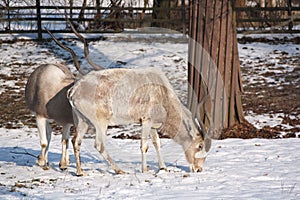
[0,146,190,173]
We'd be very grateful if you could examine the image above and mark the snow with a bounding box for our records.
[238,40,300,87]
[1,128,299,199]
[245,111,284,129]
[0,32,299,199]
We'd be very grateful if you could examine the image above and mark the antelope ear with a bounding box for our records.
[204,137,211,152]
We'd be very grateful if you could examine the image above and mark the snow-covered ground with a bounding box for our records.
[1,127,299,199]
[0,32,299,199]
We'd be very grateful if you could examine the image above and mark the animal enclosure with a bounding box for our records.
[1,0,300,40]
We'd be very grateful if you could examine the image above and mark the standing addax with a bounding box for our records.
[25,19,104,170]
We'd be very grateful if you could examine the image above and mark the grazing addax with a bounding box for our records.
[68,67,207,175]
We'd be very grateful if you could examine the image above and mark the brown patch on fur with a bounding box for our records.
[129,84,167,122]
[95,75,115,120]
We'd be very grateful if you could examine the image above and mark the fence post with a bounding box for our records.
[36,0,42,41]
[5,1,11,31]
[288,0,293,30]
[181,0,186,35]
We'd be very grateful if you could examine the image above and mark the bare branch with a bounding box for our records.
[65,14,104,70]
[45,28,85,75]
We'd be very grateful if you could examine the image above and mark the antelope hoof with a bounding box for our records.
[76,169,87,177]
[36,156,50,170]
[159,167,168,172]
[59,162,68,171]
[42,163,50,170]
[36,155,45,166]
[59,156,70,170]
[115,169,127,175]
[142,166,149,173]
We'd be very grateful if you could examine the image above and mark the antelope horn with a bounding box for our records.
[195,78,210,136]
[65,14,104,70]
[45,28,85,75]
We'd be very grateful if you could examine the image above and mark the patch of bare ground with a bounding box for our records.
[0,70,35,129]
[221,120,282,139]
[221,37,300,139]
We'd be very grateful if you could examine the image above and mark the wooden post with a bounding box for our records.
[288,0,293,30]
[152,0,171,28]
[188,0,244,139]
[181,0,186,35]
[69,0,74,19]
[4,0,11,31]
[36,0,42,41]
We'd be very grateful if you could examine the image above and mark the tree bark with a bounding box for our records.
[188,0,244,139]
[234,0,246,19]
[152,0,171,27]
[96,0,101,15]
[69,0,73,19]
[78,0,87,24]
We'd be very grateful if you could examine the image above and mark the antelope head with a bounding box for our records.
[184,134,207,172]
[181,106,208,172]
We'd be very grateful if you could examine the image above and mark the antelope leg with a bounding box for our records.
[150,128,167,171]
[59,124,72,170]
[94,120,126,174]
[36,116,51,170]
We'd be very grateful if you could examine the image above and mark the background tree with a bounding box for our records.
[78,0,87,24]
[152,0,170,27]
[235,0,245,19]
[188,0,244,140]
[96,0,101,15]
[152,0,179,28]
[69,0,73,19]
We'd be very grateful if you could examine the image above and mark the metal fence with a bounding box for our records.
[234,3,300,33]
[1,2,300,39]
[0,4,189,40]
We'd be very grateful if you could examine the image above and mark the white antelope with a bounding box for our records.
[68,67,208,175]
[25,21,103,170]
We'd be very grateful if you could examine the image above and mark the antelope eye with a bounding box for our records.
[198,145,203,150]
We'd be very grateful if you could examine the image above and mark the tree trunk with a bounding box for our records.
[188,0,244,139]
[152,0,171,27]
[69,0,73,19]
[96,0,101,15]
[234,0,246,19]
[78,0,87,24]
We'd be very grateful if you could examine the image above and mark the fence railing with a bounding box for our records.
[0,5,189,40]
[2,3,300,39]
[234,5,300,33]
